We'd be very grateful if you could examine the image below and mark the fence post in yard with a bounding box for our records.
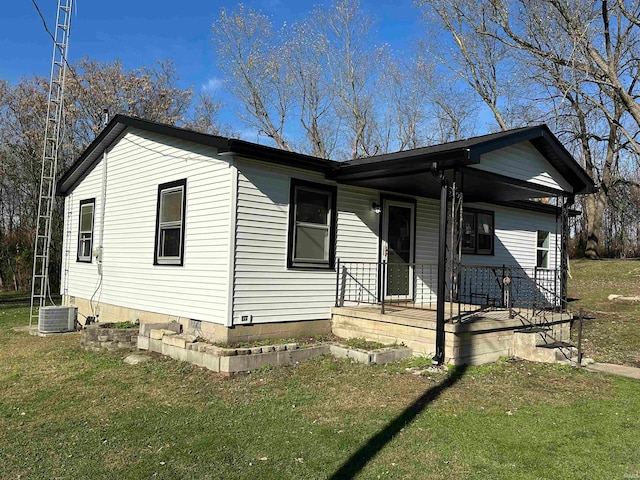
[577,308,584,366]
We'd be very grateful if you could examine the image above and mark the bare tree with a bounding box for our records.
[318,0,381,158]
[283,18,336,158]
[486,0,640,149]
[377,52,430,150]
[417,0,516,131]
[485,0,640,257]
[418,0,639,257]
[212,5,293,151]
[0,58,219,291]
[186,93,223,136]
[212,0,414,159]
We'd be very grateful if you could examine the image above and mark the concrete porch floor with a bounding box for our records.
[331,304,572,365]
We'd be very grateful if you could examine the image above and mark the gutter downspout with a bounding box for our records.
[432,164,448,365]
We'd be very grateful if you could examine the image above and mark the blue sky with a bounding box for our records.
[1,0,424,94]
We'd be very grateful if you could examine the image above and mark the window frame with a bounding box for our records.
[536,230,550,269]
[287,178,337,270]
[77,198,95,263]
[154,178,187,266]
[461,207,495,256]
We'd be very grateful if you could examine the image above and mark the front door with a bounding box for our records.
[381,200,415,300]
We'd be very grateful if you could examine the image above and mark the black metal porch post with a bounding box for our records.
[434,174,448,365]
[560,195,574,309]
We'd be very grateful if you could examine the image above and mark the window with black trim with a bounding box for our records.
[287,179,337,269]
[77,198,95,263]
[154,179,186,265]
[462,208,494,255]
[536,231,550,268]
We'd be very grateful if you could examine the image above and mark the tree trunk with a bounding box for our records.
[583,190,606,259]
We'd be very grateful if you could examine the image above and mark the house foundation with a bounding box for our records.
[63,295,331,343]
[331,306,571,365]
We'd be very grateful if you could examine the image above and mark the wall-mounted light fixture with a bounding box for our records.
[372,202,381,214]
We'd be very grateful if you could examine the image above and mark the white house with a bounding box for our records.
[57,115,595,364]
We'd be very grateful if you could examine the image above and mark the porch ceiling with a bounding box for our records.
[337,166,564,203]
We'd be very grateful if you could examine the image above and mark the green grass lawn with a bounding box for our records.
[568,259,640,366]
[1,288,639,479]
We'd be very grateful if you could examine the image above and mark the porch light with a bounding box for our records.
[372,202,381,214]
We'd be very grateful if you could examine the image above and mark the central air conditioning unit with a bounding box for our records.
[38,306,77,334]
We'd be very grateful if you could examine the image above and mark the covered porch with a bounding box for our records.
[331,262,572,365]
[327,126,594,364]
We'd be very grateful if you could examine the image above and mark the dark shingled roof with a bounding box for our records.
[57,115,596,197]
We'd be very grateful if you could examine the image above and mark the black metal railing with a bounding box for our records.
[335,259,565,322]
[335,260,439,314]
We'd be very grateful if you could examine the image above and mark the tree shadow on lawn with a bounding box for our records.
[329,364,468,479]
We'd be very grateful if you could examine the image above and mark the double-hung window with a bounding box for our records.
[77,199,95,262]
[287,179,337,269]
[536,231,550,268]
[154,179,186,265]
[462,208,494,255]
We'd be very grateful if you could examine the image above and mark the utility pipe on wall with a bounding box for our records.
[97,109,109,276]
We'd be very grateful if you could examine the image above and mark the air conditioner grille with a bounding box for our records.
[38,306,77,334]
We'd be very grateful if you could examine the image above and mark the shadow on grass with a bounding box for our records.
[329,364,468,479]
[0,294,30,306]
[0,294,62,308]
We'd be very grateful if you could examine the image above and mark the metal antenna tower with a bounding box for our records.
[30,0,74,326]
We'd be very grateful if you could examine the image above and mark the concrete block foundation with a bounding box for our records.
[331,306,572,365]
[63,295,331,344]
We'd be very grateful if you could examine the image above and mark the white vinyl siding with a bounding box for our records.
[61,129,568,329]
[414,198,440,305]
[61,129,232,324]
[462,202,559,270]
[472,141,573,193]
[232,160,443,323]
[233,160,336,324]
[335,186,379,263]
[61,167,103,298]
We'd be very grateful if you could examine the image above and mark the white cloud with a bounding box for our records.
[201,77,224,93]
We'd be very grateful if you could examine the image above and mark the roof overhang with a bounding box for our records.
[57,115,339,196]
[329,124,596,196]
[326,166,567,203]
[59,117,595,207]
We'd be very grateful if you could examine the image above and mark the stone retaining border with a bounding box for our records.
[81,324,139,352]
[137,327,412,376]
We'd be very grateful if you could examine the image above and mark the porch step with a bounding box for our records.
[513,328,556,347]
[511,330,581,364]
[515,326,551,333]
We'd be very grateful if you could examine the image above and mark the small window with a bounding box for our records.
[77,199,95,263]
[154,179,186,265]
[536,231,550,268]
[287,179,337,269]
[462,208,494,255]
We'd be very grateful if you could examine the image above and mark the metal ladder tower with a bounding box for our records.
[30,0,74,326]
